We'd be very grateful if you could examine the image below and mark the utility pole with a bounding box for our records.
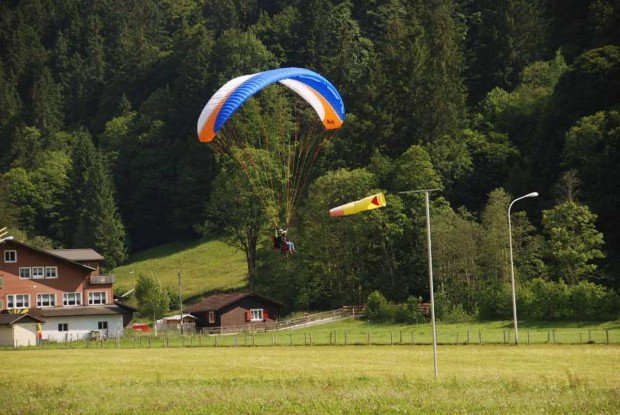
[178,270,184,335]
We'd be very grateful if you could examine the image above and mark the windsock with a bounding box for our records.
[329,193,387,217]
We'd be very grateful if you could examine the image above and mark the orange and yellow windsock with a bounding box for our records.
[329,193,387,218]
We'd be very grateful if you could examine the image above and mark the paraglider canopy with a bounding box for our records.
[197,67,346,229]
[197,67,345,143]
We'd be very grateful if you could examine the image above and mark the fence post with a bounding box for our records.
[115,337,119,349]
[503,330,507,344]
[579,332,582,344]
[552,330,556,344]
[149,336,151,348]
[367,332,371,345]
[411,332,414,345]
[345,332,348,346]
[310,333,313,346]
[390,333,393,345]
[606,330,609,344]
[456,333,459,345]
[400,330,403,344]
[547,330,551,343]
[304,333,307,346]
[589,330,592,343]
[289,334,293,346]
[252,334,255,347]
[527,330,530,345]
[478,331,482,345]
[467,330,470,344]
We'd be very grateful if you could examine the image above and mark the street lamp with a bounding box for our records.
[508,192,538,345]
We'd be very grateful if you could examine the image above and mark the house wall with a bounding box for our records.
[0,325,13,346]
[42,314,123,342]
[0,323,37,347]
[0,240,113,310]
[12,322,37,347]
[219,297,280,329]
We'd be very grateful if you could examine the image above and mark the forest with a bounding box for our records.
[0,0,618,317]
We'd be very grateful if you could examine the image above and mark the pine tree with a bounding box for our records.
[65,131,127,269]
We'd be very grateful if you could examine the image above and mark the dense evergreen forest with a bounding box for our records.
[0,0,618,315]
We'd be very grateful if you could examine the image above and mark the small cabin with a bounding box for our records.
[185,292,283,331]
[0,313,45,347]
[156,314,197,332]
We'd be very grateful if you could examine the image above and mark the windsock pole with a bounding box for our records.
[399,189,440,379]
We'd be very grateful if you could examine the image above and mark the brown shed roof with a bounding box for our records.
[47,249,104,262]
[0,313,45,326]
[186,292,284,313]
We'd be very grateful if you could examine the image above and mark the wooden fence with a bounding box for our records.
[4,328,617,350]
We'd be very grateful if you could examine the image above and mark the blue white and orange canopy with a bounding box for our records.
[197,67,346,142]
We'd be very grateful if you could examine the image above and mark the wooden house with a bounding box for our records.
[185,293,284,331]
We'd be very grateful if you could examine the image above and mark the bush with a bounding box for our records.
[477,283,512,320]
[366,291,392,323]
[393,296,426,324]
[434,292,472,323]
[569,281,619,320]
[479,278,619,321]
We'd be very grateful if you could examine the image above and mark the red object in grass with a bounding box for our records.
[132,323,152,332]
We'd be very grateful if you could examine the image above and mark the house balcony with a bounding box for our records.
[90,274,115,285]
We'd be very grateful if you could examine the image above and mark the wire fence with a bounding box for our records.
[3,328,618,350]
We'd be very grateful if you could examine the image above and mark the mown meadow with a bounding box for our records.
[0,345,618,414]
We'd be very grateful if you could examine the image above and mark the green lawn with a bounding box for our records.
[283,318,620,345]
[112,239,247,298]
[0,345,617,414]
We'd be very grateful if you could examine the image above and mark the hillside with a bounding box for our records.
[112,239,247,299]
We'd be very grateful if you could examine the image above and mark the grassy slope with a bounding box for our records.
[113,239,247,299]
[0,345,617,414]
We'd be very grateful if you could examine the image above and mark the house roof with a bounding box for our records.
[47,249,104,262]
[28,305,131,318]
[0,313,45,326]
[161,314,197,321]
[0,239,95,271]
[185,292,284,313]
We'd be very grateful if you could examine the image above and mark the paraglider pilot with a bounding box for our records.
[273,229,296,254]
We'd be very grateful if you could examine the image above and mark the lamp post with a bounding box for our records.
[508,192,539,345]
[399,188,440,378]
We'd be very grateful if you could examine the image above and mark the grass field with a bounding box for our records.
[0,345,617,414]
[113,239,247,298]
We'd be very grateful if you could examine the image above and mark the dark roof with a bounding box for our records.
[28,305,131,318]
[0,313,45,326]
[186,292,284,312]
[114,300,138,312]
[0,239,95,271]
[47,249,104,262]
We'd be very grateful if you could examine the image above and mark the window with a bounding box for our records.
[58,323,68,332]
[4,250,16,263]
[7,294,30,309]
[98,321,108,330]
[208,311,215,324]
[37,293,56,307]
[45,266,58,279]
[62,292,82,306]
[19,267,31,279]
[88,291,107,305]
[250,309,263,321]
[32,266,44,280]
